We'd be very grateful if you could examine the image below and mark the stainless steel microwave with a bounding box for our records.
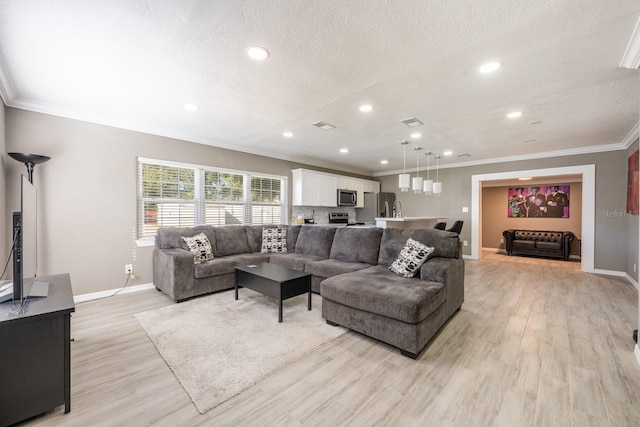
[337,189,357,206]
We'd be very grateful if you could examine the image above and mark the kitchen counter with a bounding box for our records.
[374,217,445,229]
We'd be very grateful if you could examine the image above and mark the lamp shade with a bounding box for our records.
[412,177,423,193]
[433,181,443,195]
[423,179,433,195]
[399,173,410,192]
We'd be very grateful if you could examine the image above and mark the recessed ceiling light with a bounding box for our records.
[246,46,270,60]
[518,177,533,181]
[507,111,523,119]
[184,103,199,111]
[359,104,373,112]
[410,133,422,139]
[443,151,453,156]
[283,132,293,138]
[340,148,349,153]
[479,61,502,73]
[380,160,388,165]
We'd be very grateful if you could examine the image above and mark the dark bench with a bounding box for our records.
[502,230,575,261]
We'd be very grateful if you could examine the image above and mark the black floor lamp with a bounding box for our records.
[8,153,51,183]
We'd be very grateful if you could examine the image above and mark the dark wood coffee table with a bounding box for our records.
[234,263,312,322]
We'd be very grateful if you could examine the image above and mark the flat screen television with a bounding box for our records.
[0,175,47,304]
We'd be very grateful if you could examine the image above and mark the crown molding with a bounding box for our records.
[621,121,640,148]
[6,98,373,177]
[374,136,639,177]
[620,16,640,69]
[4,80,638,180]
[0,54,16,106]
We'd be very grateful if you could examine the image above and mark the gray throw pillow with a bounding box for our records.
[261,227,288,253]
[181,233,214,264]
[389,238,434,278]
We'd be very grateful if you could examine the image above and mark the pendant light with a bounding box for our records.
[423,151,433,195]
[433,155,443,195]
[412,147,423,193]
[398,140,410,192]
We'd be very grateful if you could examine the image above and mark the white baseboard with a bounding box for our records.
[635,344,640,368]
[74,282,155,304]
[625,273,639,290]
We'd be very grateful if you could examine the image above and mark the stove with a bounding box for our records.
[328,212,349,224]
[328,212,365,226]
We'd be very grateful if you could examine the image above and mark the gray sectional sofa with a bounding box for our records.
[153,224,464,358]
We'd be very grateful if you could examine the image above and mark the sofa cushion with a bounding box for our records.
[378,228,459,267]
[286,225,302,252]
[194,258,237,278]
[295,226,337,258]
[244,225,265,253]
[269,252,324,271]
[513,240,536,250]
[156,225,215,250]
[329,227,383,264]
[536,241,562,251]
[180,232,214,265]
[214,226,251,256]
[321,265,445,324]
[389,238,434,278]
[304,258,372,279]
[194,253,271,278]
[261,227,288,253]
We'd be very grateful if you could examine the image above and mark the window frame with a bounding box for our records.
[136,157,288,245]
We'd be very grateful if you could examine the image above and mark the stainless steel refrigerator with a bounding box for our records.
[356,192,396,223]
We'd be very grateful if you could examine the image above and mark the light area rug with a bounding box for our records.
[135,288,346,413]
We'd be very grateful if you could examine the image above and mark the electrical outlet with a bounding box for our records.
[125,264,133,275]
[463,240,468,247]
[462,207,469,213]
[500,238,504,244]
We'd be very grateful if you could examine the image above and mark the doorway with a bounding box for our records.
[470,164,595,273]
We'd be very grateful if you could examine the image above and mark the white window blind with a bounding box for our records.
[137,158,286,238]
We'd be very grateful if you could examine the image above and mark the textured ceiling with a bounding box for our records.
[0,0,638,176]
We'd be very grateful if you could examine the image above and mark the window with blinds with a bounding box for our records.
[137,158,286,238]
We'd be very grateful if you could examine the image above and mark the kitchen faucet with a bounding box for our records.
[393,200,402,218]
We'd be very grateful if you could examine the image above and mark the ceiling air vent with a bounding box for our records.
[458,153,471,158]
[312,121,336,130]
[400,117,424,127]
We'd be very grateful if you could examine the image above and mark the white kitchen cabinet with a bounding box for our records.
[292,168,380,207]
[292,169,337,207]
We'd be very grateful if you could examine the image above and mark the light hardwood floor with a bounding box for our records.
[22,257,640,426]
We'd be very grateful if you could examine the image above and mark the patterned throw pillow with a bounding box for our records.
[389,238,435,278]
[261,227,288,253]
[181,233,214,265]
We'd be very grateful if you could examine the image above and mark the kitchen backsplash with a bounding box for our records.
[292,207,357,224]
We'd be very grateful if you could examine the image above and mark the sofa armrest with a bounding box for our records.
[153,248,195,302]
[420,257,464,319]
[503,229,515,254]
[562,232,575,260]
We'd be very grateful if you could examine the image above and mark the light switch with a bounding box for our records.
[462,207,469,213]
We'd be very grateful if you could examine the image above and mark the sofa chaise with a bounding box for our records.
[153,224,464,357]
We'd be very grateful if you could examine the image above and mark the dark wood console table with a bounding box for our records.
[0,273,74,427]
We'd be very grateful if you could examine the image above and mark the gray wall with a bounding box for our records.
[377,149,637,276]
[3,108,368,295]
[482,183,583,256]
